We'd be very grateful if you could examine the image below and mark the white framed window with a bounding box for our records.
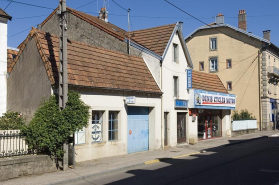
[108,111,119,141]
[92,111,104,143]
[210,57,218,72]
[173,76,179,98]
[227,81,232,91]
[199,61,204,71]
[75,127,85,145]
[173,43,179,63]
[210,37,217,50]
[226,59,232,68]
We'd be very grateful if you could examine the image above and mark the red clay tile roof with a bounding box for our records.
[192,70,228,94]
[41,7,127,41]
[7,49,18,72]
[0,8,12,20]
[130,24,176,56]
[10,28,162,94]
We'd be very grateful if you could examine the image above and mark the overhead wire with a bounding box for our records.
[238,60,258,108]
[1,0,55,10]
[76,0,97,10]
[232,55,258,88]
[4,0,14,10]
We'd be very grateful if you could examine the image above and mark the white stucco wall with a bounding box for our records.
[75,91,161,162]
[0,21,7,116]
[162,32,190,147]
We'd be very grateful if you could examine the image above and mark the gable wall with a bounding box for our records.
[41,13,130,54]
[7,38,52,122]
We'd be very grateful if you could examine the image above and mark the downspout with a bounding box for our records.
[258,49,262,131]
[161,60,164,149]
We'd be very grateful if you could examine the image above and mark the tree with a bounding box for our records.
[22,91,90,159]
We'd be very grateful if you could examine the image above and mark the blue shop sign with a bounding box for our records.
[175,99,188,108]
[187,69,192,89]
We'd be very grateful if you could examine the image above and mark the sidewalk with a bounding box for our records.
[2,130,278,185]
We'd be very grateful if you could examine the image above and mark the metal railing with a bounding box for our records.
[0,130,30,158]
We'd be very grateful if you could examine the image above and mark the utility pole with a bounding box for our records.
[128,9,130,54]
[58,0,68,170]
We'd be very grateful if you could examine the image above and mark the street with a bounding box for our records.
[63,136,279,185]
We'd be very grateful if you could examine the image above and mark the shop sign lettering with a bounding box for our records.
[187,69,192,89]
[194,92,236,107]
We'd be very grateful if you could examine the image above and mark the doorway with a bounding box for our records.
[177,113,186,143]
[198,113,222,140]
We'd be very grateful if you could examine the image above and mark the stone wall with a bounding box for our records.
[0,155,57,181]
[231,129,258,137]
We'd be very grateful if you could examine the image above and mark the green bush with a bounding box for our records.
[232,109,256,120]
[0,111,26,130]
[22,91,90,159]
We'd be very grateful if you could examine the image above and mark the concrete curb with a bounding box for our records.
[48,135,269,185]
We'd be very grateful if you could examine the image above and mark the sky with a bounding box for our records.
[1,0,278,48]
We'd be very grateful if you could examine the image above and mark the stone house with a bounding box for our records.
[185,10,279,130]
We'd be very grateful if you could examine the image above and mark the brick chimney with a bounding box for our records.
[263,30,271,41]
[216,13,224,24]
[98,7,108,22]
[238,10,247,31]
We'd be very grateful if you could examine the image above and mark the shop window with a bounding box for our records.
[75,127,85,145]
[108,111,119,141]
[209,57,218,72]
[173,43,179,63]
[199,61,204,71]
[92,111,104,143]
[227,82,232,91]
[226,59,232,68]
[173,76,179,98]
[210,37,217,50]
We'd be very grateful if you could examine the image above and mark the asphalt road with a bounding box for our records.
[63,136,279,185]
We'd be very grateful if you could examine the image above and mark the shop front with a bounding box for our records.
[189,89,236,141]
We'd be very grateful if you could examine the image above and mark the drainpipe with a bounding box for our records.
[258,49,262,131]
[161,61,164,149]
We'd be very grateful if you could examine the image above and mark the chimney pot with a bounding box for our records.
[98,7,108,22]
[263,30,271,41]
[216,13,224,24]
[238,9,247,31]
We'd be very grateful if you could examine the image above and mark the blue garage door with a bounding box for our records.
[127,106,149,154]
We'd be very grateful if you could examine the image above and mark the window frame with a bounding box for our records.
[209,37,217,51]
[227,81,232,91]
[173,76,179,98]
[173,43,179,63]
[226,59,232,69]
[199,61,204,71]
[209,57,218,72]
[108,111,119,141]
[92,111,104,143]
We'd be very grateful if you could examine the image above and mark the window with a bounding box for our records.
[226,59,232,68]
[173,43,179,63]
[108,111,119,141]
[75,127,85,145]
[275,84,277,95]
[92,111,104,143]
[199,61,204,71]
[227,82,232,91]
[12,54,16,59]
[210,38,217,50]
[209,57,218,72]
[173,76,179,98]
[268,55,271,66]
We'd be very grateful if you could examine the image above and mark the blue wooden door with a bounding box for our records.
[127,106,149,154]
